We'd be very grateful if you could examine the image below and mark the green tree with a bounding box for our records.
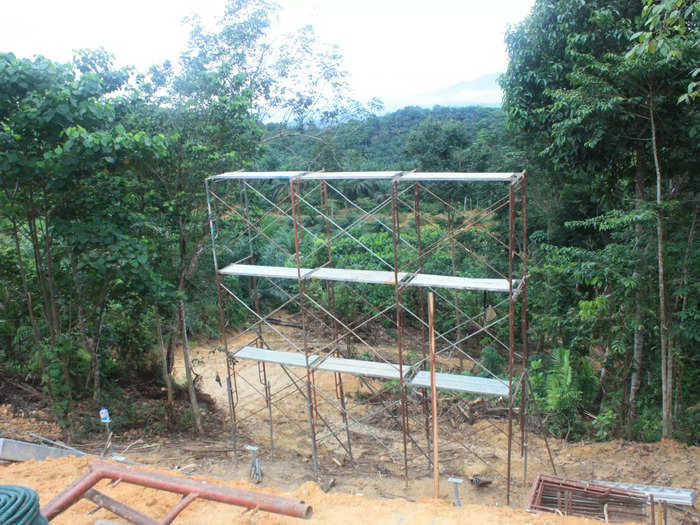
[501,0,699,439]
[0,51,166,427]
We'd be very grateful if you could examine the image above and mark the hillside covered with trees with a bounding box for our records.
[1,0,697,445]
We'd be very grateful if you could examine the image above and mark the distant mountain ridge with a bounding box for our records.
[380,73,502,112]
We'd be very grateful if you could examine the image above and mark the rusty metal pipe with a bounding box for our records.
[41,468,102,519]
[428,292,439,499]
[158,492,199,525]
[506,183,515,505]
[42,461,313,521]
[84,489,158,525]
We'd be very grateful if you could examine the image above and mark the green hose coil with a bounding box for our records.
[0,485,48,525]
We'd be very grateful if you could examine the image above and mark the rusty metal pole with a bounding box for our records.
[428,292,439,499]
[413,182,432,469]
[449,211,463,370]
[205,179,236,461]
[520,171,528,481]
[242,184,262,341]
[261,362,274,459]
[391,179,410,484]
[289,178,319,479]
[507,183,515,505]
[84,488,159,525]
[322,180,353,463]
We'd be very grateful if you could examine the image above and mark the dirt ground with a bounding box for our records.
[0,456,643,525]
[1,317,698,524]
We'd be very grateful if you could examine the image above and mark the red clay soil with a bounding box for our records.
[1,455,639,525]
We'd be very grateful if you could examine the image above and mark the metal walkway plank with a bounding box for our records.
[234,347,318,368]
[220,264,514,293]
[209,171,520,183]
[314,356,406,380]
[410,370,509,396]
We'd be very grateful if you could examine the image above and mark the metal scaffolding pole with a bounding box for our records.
[413,182,432,470]
[205,179,238,463]
[521,171,529,482]
[206,171,529,494]
[507,182,515,505]
[391,180,410,484]
[289,178,320,478]
[321,180,354,463]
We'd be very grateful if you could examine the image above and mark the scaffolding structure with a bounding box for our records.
[205,171,529,502]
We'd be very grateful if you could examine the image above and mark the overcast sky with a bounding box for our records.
[1,0,534,109]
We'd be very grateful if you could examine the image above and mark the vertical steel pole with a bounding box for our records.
[262,362,274,459]
[413,182,432,469]
[428,292,439,499]
[391,180,410,484]
[520,171,528,481]
[449,212,463,370]
[242,184,262,341]
[507,183,515,505]
[322,180,353,462]
[205,179,236,461]
[289,178,319,478]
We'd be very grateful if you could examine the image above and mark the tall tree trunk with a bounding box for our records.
[154,307,174,410]
[627,147,646,438]
[91,305,106,402]
[649,90,672,438]
[27,212,54,339]
[41,214,61,338]
[179,299,203,434]
[671,203,697,420]
[70,251,93,390]
[10,216,46,382]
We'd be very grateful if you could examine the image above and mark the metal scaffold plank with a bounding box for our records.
[409,273,514,292]
[400,172,516,182]
[209,171,306,180]
[301,171,402,180]
[208,171,520,183]
[410,370,509,396]
[234,346,319,368]
[314,356,406,380]
[219,264,315,280]
[309,267,408,285]
[219,263,515,293]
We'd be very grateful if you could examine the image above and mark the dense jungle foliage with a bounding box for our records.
[1,0,698,443]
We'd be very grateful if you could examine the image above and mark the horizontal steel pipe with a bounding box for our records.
[42,461,312,521]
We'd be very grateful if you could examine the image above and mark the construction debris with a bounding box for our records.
[594,480,697,507]
[0,438,84,462]
[527,474,649,522]
[470,476,493,488]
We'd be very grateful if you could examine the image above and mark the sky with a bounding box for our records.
[1,0,535,110]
